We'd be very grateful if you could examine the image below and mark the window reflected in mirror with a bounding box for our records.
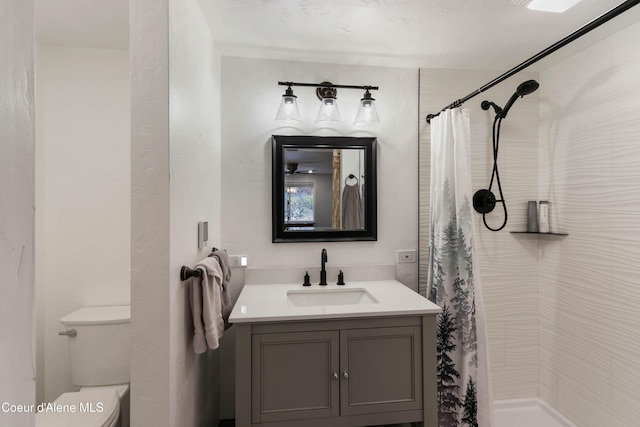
[285,181,316,229]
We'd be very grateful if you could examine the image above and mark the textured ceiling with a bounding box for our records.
[36,0,640,70]
[201,0,639,69]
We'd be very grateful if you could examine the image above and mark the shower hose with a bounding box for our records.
[482,113,508,232]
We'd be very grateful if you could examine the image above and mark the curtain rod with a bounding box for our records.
[425,0,640,123]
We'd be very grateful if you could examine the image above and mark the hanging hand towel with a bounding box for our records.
[208,249,233,329]
[209,249,232,287]
[188,275,207,354]
[191,257,225,353]
[342,182,364,230]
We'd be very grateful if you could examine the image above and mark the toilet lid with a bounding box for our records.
[36,389,119,427]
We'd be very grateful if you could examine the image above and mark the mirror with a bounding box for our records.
[272,135,377,242]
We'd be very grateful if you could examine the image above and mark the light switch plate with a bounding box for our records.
[229,255,248,268]
[198,221,208,249]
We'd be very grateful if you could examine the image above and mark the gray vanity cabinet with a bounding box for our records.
[235,316,437,427]
[251,330,340,422]
[339,326,422,416]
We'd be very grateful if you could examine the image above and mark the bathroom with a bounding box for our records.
[3,0,640,426]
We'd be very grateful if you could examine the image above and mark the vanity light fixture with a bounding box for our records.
[275,84,302,122]
[354,89,380,124]
[276,81,380,124]
[315,83,342,124]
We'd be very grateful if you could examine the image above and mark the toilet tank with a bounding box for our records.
[60,306,130,387]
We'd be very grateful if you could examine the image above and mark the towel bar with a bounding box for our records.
[181,248,222,281]
[180,266,201,281]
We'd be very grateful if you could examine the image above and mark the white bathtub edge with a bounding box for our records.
[494,398,578,427]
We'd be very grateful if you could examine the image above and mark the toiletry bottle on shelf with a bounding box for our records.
[539,201,549,233]
[527,201,538,232]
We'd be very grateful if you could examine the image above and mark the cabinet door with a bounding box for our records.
[340,326,422,416]
[252,330,340,423]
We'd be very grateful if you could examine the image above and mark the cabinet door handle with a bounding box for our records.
[332,372,339,381]
[342,371,349,380]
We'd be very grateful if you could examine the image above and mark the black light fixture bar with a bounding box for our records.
[425,0,640,123]
[278,81,379,91]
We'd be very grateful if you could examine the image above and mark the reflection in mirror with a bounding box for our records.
[284,148,364,231]
[273,135,377,242]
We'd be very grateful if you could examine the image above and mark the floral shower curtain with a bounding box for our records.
[425,108,493,427]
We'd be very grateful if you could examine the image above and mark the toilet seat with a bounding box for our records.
[35,389,120,427]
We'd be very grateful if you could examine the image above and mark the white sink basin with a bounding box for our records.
[287,288,379,307]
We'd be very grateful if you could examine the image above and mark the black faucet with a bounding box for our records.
[319,248,328,286]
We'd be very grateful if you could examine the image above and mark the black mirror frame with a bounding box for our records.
[272,135,377,243]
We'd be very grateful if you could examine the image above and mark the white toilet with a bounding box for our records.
[36,305,131,427]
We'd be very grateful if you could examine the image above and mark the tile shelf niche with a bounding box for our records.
[510,231,569,236]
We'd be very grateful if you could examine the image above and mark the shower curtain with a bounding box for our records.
[424,108,493,427]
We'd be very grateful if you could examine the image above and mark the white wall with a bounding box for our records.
[220,57,419,284]
[419,68,541,400]
[131,0,222,425]
[538,18,640,427]
[169,0,222,424]
[218,57,418,419]
[36,44,130,403]
[0,1,36,426]
[130,0,171,423]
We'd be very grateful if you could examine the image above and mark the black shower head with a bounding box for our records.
[516,79,540,96]
[500,79,539,118]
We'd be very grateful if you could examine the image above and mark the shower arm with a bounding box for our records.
[425,0,640,123]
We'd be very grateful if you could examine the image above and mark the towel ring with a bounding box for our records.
[345,174,358,185]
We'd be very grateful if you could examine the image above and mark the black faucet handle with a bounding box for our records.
[303,271,311,286]
[337,270,345,286]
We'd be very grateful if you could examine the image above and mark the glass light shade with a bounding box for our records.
[354,97,380,124]
[275,93,301,122]
[315,97,342,124]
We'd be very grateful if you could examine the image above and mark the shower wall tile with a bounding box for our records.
[504,319,537,365]
[491,365,538,399]
[538,366,558,408]
[611,351,640,424]
[487,322,506,368]
[612,20,640,65]
[539,17,640,427]
[557,377,612,427]
[541,36,612,100]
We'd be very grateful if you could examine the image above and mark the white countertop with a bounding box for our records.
[229,280,442,324]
